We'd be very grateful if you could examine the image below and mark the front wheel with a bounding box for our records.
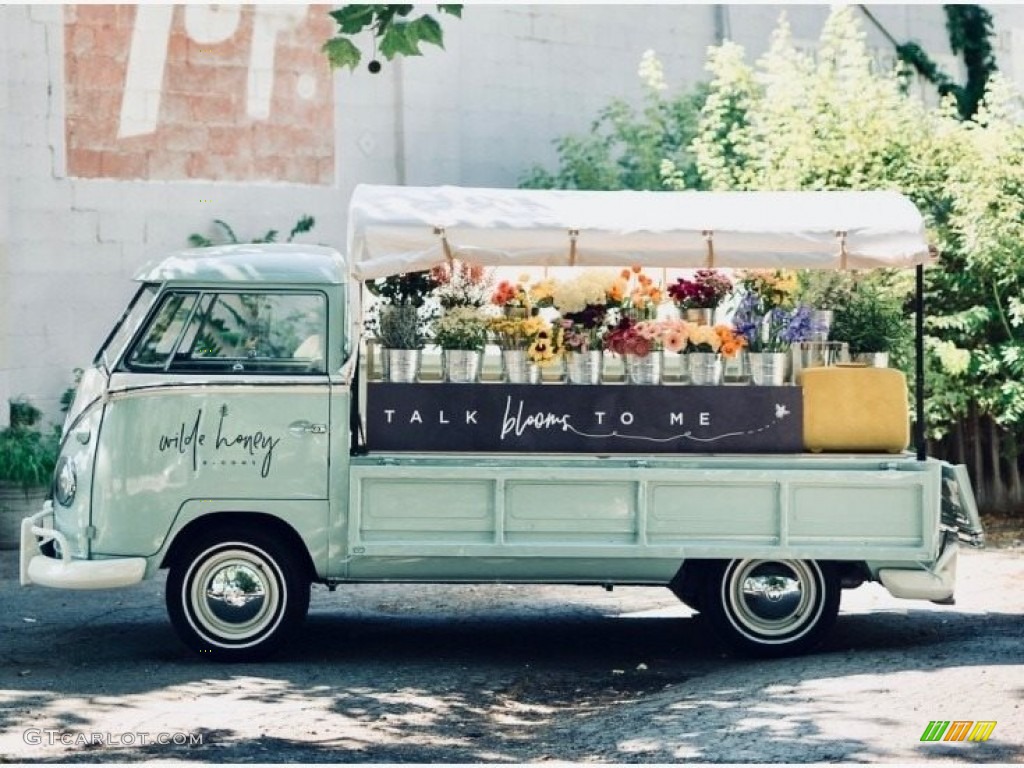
[701,559,839,658]
[166,528,310,662]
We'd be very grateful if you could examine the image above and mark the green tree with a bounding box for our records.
[693,7,1024,510]
[520,51,707,191]
[889,4,998,120]
[323,5,462,73]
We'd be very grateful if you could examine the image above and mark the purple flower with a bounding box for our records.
[779,305,814,345]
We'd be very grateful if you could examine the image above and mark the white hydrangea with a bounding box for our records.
[551,271,618,314]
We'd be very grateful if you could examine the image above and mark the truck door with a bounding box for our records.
[91,289,331,558]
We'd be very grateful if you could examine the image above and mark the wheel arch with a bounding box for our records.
[160,511,317,584]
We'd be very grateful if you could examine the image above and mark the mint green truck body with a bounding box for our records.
[21,192,985,660]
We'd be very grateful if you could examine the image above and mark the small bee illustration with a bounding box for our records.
[775,404,790,419]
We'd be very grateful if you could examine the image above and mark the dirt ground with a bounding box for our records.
[0,539,1022,764]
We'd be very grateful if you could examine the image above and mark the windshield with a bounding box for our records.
[94,284,159,369]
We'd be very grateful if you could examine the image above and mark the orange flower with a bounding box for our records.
[620,268,632,280]
[631,264,642,274]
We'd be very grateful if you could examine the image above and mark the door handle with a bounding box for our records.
[289,420,328,436]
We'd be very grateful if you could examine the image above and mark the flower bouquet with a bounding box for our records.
[489,313,562,383]
[431,260,494,310]
[603,317,668,384]
[616,266,664,321]
[551,271,621,384]
[733,295,815,385]
[680,323,746,386]
[431,306,491,384]
[667,269,733,324]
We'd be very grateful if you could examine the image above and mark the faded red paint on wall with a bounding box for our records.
[64,5,334,184]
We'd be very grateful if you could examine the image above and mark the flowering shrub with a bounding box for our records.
[431,261,494,309]
[431,307,490,351]
[667,269,733,310]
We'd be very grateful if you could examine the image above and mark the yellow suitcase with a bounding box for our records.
[802,365,910,453]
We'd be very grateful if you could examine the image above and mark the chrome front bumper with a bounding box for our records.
[20,503,146,589]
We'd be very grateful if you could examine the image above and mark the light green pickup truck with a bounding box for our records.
[21,186,984,661]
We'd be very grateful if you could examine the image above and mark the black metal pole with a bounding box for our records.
[915,264,926,460]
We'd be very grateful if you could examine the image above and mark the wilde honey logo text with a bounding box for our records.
[920,721,997,742]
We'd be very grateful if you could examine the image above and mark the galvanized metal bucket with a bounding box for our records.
[688,352,724,386]
[565,350,603,385]
[443,349,483,383]
[381,348,421,383]
[749,352,789,386]
[624,351,663,385]
[502,349,541,384]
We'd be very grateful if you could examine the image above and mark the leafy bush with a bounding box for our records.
[0,400,59,490]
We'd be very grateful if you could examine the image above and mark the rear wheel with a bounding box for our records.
[166,528,310,662]
[701,559,839,658]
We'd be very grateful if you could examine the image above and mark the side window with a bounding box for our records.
[126,292,199,369]
[171,292,327,374]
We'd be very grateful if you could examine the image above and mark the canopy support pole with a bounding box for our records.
[703,230,715,268]
[915,264,926,461]
[568,229,579,267]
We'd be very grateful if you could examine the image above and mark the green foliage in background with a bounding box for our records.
[693,7,1024,444]
[188,215,315,248]
[520,51,707,191]
[324,5,462,72]
[0,399,59,489]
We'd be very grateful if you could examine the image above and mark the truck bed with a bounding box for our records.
[344,452,943,582]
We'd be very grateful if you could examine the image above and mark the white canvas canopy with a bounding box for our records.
[346,185,932,281]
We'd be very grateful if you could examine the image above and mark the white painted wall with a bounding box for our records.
[4,4,1024,422]
[0,6,11,427]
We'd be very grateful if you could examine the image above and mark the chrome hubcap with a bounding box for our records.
[187,546,283,646]
[726,560,820,640]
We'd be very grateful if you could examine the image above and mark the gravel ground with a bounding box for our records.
[0,543,1021,764]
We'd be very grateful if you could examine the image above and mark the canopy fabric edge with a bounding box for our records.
[347,184,932,280]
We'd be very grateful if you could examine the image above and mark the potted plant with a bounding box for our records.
[431,307,491,383]
[681,324,746,386]
[829,286,911,367]
[0,399,59,550]
[551,271,621,384]
[733,297,816,386]
[489,314,561,384]
[365,270,439,382]
[603,318,667,385]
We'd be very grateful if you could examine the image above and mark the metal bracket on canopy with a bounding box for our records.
[568,228,580,267]
[836,230,849,271]
[703,230,715,269]
[433,226,454,267]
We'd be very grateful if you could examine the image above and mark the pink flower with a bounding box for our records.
[663,330,686,353]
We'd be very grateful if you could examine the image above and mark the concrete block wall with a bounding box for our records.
[2,5,347,422]
[4,3,1024,426]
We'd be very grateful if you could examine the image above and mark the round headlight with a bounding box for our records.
[54,456,77,507]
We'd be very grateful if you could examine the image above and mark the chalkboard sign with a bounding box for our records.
[366,384,803,453]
